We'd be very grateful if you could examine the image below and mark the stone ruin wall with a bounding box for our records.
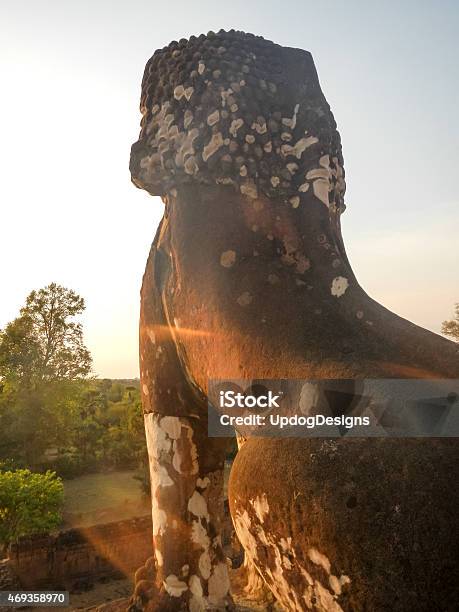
[4,516,152,590]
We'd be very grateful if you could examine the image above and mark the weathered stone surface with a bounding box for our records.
[0,558,20,591]
[130,28,459,612]
[130,29,344,215]
[7,517,152,591]
[230,438,459,611]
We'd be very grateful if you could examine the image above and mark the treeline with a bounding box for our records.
[0,378,146,478]
[0,284,147,479]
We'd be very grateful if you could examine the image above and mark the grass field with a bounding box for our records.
[61,461,233,529]
[62,470,150,528]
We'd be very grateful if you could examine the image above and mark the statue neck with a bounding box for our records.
[156,184,459,382]
[164,183,354,293]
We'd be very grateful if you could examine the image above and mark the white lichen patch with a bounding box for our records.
[250,494,269,523]
[282,104,300,130]
[283,135,319,159]
[329,574,341,595]
[183,156,198,175]
[189,574,203,597]
[306,168,330,180]
[189,593,206,611]
[220,250,236,268]
[340,575,351,588]
[196,476,210,489]
[155,547,163,566]
[164,574,188,597]
[191,520,210,549]
[251,119,267,134]
[202,132,223,161]
[189,575,206,612]
[237,292,253,307]
[314,580,344,612]
[184,425,199,474]
[283,556,293,570]
[181,564,190,577]
[144,416,175,539]
[198,551,211,580]
[329,574,350,596]
[144,413,171,460]
[160,416,182,439]
[207,110,220,126]
[188,490,210,521]
[331,276,349,298]
[156,464,174,487]
[171,444,184,474]
[308,547,331,574]
[299,382,320,415]
[142,384,149,396]
[300,567,314,586]
[184,110,193,129]
[208,562,230,605]
[173,85,185,100]
[229,118,244,137]
[234,502,347,612]
[233,510,258,562]
[279,537,293,553]
[320,154,330,168]
[313,178,331,206]
[151,497,167,536]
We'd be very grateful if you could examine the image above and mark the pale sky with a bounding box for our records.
[1,1,458,378]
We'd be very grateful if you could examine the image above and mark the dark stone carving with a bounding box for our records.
[130,30,344,215]
[130,29,459,611]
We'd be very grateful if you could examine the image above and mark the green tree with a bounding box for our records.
[99,384,146,469]
[0,467,63,554]
[0,283,92,386]
[0,284,92,468]
[442,303,459,342]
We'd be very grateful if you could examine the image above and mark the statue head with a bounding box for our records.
[130,29,345,219]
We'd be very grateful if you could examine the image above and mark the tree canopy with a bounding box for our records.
[442,303,459,342]
[0,285,148,491]
[0,283,92,386]
[0,284,93,467]
[0,467,63,553]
